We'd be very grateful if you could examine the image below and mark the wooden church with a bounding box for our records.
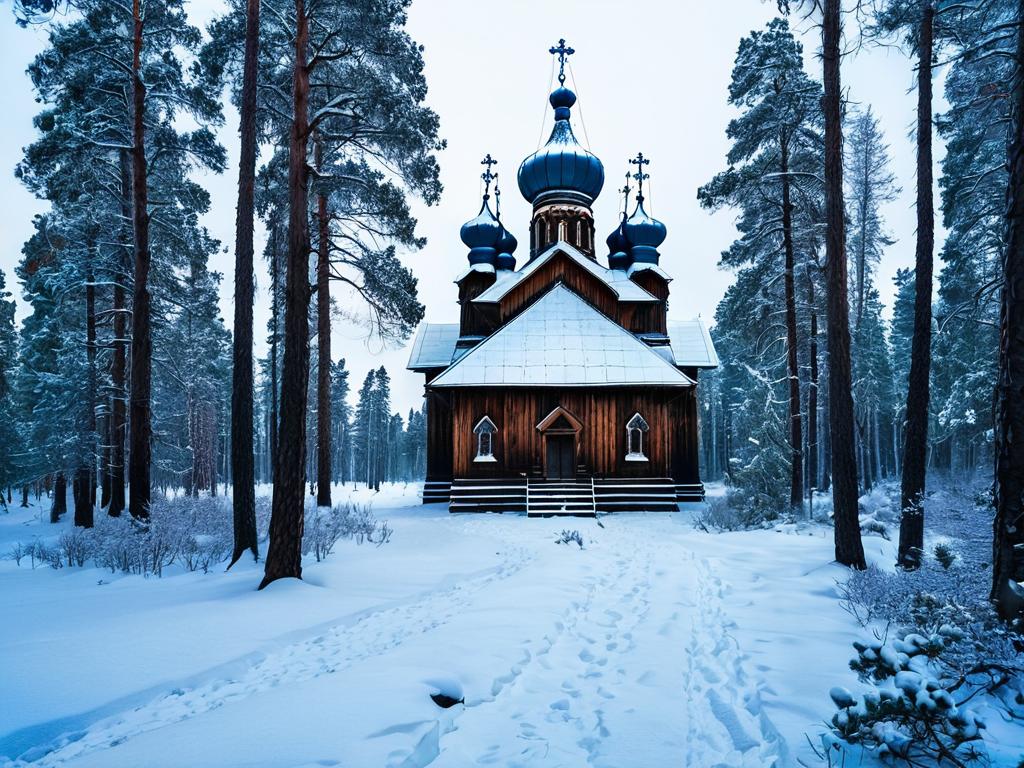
[408,40,718,515]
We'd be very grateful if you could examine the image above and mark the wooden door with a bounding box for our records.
[546,435,575,479]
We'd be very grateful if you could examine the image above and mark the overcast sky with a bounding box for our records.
[0,0,942,415]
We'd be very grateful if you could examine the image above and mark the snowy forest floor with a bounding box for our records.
[0,481,1021,767]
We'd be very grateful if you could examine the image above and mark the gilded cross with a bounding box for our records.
[549,38,575,85]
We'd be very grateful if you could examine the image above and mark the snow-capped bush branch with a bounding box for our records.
[824,628,990,767]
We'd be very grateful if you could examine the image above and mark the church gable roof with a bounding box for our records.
[471,242,659,305]
[407,322,460,370]
[667,319,719,368]
[429,284,694,388]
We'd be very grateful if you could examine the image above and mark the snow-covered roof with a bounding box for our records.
[667,319,719,369]
[472,242,659,304]
[429,284,695,388]
[407,323,460,369]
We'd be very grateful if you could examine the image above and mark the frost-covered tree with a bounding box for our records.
[16,0,225,520]
[0,271,18,503]
[699,17,823,511]
[845,106,899,491]
[215,0,443,587]
[330,358,352,485]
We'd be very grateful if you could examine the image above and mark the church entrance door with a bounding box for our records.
[546,434,575,479]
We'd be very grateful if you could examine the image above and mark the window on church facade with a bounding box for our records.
[474,416,497,462]
[625,413,649,461]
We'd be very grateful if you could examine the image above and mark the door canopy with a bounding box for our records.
[536,405,583,434]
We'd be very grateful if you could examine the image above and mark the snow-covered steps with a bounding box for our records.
[445,476,681,514]
[594,478,680,512]
[675,482,706,502]
[449,478,527,513]
[422,480,451,503]
[526,478,596,517]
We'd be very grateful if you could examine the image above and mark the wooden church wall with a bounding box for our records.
[444,387,692,478]
[487,252,670,337]
[498,252,623,324]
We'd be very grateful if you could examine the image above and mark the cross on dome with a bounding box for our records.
[629,152,650,200]
[549,38,575,85]
[480,153,498,198]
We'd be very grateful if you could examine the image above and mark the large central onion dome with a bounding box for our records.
[517,86,605,207]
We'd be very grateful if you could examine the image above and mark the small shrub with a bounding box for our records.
[555,529,584,549]
[860,519,890,540]
[934,542,958,570]
[7,494,390,577]
[695,495,775,531]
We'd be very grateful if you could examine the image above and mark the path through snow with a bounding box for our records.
[1,490,862,767]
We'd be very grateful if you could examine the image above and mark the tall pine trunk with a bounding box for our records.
[991,1,1024,622]
[74,242,98,528]
[260,0,311,589]
[822,0,866,569]
[898,3,934,570]
[51,473,66,523]
[228,0,261,568]
[108,151,131,518]
[316,139,332,508]
[781,139,804,508]
[807,266,819,496]
[269,226,280,472]
[128,0,152,522]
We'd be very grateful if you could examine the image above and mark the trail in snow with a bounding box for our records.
[411,523,783,768]
[12,543,533,768]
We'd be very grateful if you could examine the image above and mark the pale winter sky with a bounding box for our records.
[0,0,942,415]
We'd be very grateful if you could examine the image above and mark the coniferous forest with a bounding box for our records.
[2,0,1024,765]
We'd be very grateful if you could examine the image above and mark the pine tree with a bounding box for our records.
[871,0,948,569]
[0,271,21,502]
[845,106,899,491]
[699,17,823,511]
[17,0,225,519]
[781,0,867,568]
[253,0,441,588]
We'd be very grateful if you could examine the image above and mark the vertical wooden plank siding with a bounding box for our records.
[441,387,691,479]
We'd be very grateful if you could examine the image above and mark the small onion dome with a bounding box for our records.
[517,86,605,207]
[460,197,501,266]
[623,197,667,265]
[606,220,630,270]
[495,226,518,271]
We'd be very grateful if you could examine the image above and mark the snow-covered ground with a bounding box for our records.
[0,483,1005,767]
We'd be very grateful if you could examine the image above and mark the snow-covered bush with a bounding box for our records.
[823,628,989,766]
[302,503,391,562]
[7,494,390,576]
[696,493,785,531]
[555,529,584,549]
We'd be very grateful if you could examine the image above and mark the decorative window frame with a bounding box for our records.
[473,416,498,463]
[625,412,649,462]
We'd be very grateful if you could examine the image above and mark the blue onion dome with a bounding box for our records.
[517,86,605,207]
[623,196,667,265]
[460,197,501,266]
[606,221,630,270]
[495,225,518,271]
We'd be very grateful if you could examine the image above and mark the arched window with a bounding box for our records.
[474,416,497,462]
[625,413,649,461]
[575,220,582,247]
